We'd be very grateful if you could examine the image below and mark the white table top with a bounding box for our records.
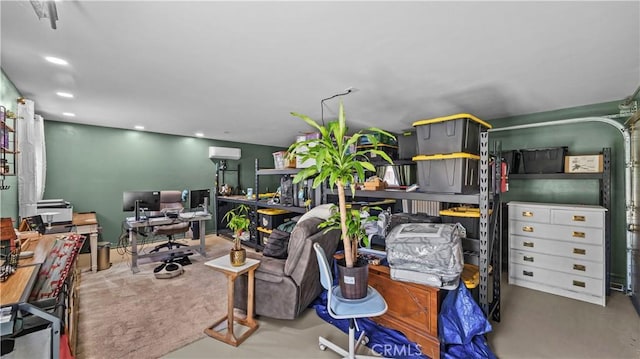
[205,256,260,273]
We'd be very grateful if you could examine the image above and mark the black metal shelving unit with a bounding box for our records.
[322,132,502,321]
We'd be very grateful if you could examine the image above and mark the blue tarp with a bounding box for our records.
[439,280,497,359]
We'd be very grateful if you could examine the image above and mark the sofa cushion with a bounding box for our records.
[258,256,286,277]
[284,217,324,276]
[297,203,334,224]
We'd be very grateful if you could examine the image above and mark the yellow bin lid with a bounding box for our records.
[256,226,273,234]
[412,113,492,129]
[413,152,480,161]
[439,206,493,217]
[462,264,480,289]
[257,208,291,215]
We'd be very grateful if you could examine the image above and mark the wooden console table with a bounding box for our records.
[367,264,444,359]
[204,256,260,346]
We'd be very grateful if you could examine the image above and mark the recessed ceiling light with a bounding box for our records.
[45,56,68,66]
[56,92,74,98]
[195,132,204,137]
[134,125,145,130]
[62,112,75,117]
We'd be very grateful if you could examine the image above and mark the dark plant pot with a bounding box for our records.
[336,257,369,299]
[230,248,246,267]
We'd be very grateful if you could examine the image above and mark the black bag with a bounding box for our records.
[262,229,291,259]
[280,176,294,206]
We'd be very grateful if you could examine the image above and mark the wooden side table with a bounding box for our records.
[204,256,260,346]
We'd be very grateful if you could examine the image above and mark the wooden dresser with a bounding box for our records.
[508,201,606,306]
[367,264,443,359]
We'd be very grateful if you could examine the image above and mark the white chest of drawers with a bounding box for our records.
[508,201,606,306]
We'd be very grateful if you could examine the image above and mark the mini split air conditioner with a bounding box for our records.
[208,146,241,160]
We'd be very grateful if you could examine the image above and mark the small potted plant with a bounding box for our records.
[222,204,251,266]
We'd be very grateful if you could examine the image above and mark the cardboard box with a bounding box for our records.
[564,154,603,173]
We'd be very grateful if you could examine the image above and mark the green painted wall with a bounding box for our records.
[0,70,20,223]
[43,120,283,247]
[487,101,627,286]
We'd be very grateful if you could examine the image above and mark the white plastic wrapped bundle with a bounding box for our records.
[385,223,464,289]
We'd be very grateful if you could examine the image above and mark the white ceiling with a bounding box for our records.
[1,1,639,147]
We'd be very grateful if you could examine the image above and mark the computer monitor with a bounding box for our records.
[190,189,211,212]
[122,191,161,220]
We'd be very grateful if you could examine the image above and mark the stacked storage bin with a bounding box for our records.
[412,113,492,193]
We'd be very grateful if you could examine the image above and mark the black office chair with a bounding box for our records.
[149,191,190,256]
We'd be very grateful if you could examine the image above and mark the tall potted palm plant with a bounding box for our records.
[288,102,394,297]
[223,204,251,266]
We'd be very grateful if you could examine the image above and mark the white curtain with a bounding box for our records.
[17,99,46,218]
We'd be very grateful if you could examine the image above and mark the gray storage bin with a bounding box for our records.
[397,130,417,160]
[412,114,491,156]
[414,153,479,194]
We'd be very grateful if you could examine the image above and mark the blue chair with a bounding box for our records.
[313,243,388,359]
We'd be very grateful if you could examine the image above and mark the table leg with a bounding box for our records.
[246,268,256,326]
[226,274,235,339]
[129,229,139,274]
[89,232,98,273]
[198,219,207,256]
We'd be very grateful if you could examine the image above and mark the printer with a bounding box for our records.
[37,199,73,224]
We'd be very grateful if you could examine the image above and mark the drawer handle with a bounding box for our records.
[522,226,534,232]
[523,241,534,248]
[523,256,535,262]
[573,264,586,271]
[573,280,586,288]
[523,270,534,277]
[572,215,586,222]
[573,248,586,255]
[572,231,585,238]
[522,211,533,217]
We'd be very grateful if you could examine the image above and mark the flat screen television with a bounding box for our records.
[190,189,211,211]
[123,191,161,220]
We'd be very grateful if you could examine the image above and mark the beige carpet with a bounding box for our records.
[76,237,234,359]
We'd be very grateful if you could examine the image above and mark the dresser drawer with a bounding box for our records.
[508,204,551,223]
[509,220,603,246]
[510,249,604,279]
[510,262,604,297]
[510,235,603,262]
[551,209,604,228]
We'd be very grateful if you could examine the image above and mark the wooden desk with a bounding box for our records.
[72,212,99,272]
[204,256,260,347]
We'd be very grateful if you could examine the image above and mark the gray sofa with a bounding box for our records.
[233,216,340,320]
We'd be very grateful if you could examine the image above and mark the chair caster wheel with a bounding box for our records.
[319,344,326,351]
